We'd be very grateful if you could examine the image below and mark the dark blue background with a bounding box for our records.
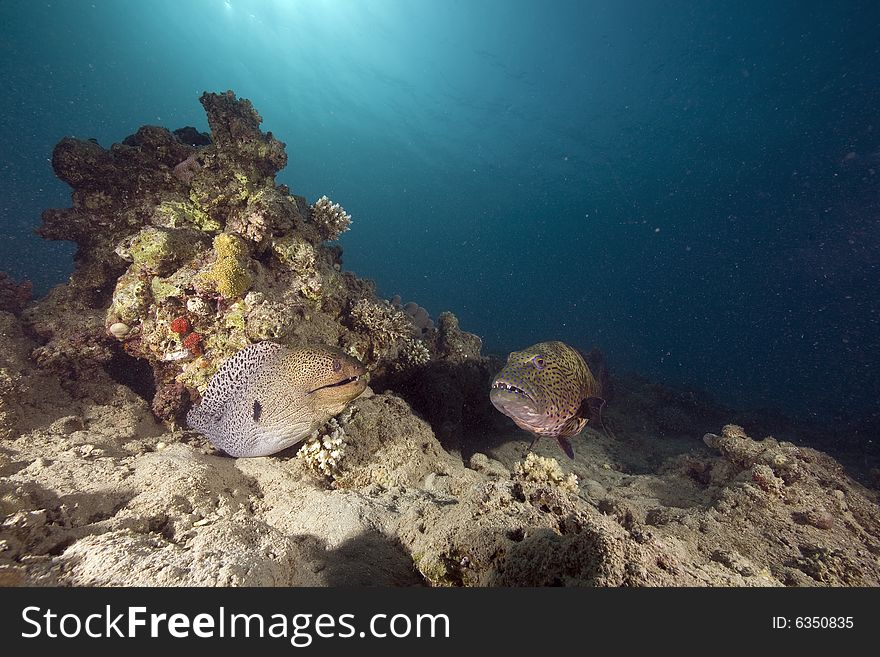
[1,0,878,420]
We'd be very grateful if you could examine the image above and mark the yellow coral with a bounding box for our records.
[214,233,248,260]
[210,258,250,298]
[197,233,252,299]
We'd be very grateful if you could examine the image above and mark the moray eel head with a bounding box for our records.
[302,345,368,416]
[187,342,366,458]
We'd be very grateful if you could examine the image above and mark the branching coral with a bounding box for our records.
[297,417,347,479]
[513,452,579,495]
[396,337,432,370]
[310,195,351,241]
[350,298,413,343]
[348,297,421,368]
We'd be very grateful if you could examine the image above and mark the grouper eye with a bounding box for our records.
[532,356,546,369]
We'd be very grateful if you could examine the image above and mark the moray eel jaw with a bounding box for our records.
[308,359,368,417]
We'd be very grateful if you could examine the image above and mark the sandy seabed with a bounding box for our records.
[2,307,879,587]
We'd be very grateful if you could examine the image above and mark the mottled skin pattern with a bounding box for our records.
[187,342,366,457]
[490,341,603,458]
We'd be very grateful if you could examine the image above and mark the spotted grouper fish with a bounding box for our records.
[187,342,367,457]
[490,341,607,459]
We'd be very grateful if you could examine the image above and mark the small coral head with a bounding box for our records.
[170,316,191,335]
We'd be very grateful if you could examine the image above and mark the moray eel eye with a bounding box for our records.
[332,358,342,372]
[532,356,546,370]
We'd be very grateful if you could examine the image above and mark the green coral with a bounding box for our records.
[222,300,247,331]
[150,276,182,303]
[197,233,252,299]
[176,357,217,395]
[155,199,221,232]
[187,167,255,221]
[116,226,203,276]
[108,271,151,324]
[272,236,315,273]
[232,171,252,201]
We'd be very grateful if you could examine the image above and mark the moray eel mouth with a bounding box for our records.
[308,373,364,395]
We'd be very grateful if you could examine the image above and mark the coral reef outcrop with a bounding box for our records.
[25,90,474,425]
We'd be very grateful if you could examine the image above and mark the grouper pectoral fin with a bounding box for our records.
[579,396,607,431]
[527,434,541,452]
[577,397,605,428]
[579,396,620,441]
[528,433,575,459]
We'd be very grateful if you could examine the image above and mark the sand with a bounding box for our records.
[2,309,878,587]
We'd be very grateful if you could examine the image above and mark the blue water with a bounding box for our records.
[1,0,878,423]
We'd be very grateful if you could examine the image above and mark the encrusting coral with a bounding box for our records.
[196,233,252,299]
[0,273,33,315]
[25,89,481,426]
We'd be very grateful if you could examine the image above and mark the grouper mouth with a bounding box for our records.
[490,378,543,416]
[490,379,534,403]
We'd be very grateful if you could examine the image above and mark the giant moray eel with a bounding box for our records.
[187,342,366,457]
[490,340,606,459]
